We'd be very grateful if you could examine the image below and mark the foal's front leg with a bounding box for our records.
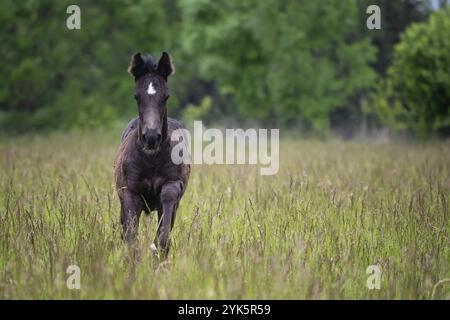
[120,191,143,244]
[154,181,183,255]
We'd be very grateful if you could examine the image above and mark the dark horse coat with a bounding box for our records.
[114,52,190,255]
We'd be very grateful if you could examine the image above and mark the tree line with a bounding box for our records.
[0,0,448,139]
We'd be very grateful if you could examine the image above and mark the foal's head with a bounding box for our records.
[128,52,174,154]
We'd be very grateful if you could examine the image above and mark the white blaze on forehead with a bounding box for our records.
[147,82,156,95]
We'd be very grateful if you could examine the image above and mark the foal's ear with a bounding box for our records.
[156,52,175,80]
[128,52,146,79]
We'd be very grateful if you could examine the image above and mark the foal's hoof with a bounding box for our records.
[150,242,170,260]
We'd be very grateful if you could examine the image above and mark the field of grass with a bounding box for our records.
[0,130,449,299]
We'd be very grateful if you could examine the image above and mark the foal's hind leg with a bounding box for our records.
[153,181,183,256]
[120,192,143,244]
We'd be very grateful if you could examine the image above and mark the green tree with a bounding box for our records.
[0,0,171,130]
[358,0,431,76]
[370,8,450,138]
[179,0,377,135]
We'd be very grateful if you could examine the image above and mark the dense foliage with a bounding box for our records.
[369,8,450,139]
[0,0,447,138]
[179,0,377,134]
[0,0,172,130]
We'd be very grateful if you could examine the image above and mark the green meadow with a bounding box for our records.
[0,131,449,299]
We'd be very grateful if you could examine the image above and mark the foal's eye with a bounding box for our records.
[134,93,140,101]
[164,95,170,102]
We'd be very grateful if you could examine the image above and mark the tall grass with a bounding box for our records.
[0,131,449,299]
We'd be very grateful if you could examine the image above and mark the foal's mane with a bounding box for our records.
[140,54,157,73]
[127,53,158,79]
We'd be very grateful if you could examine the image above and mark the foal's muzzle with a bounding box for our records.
[142,129,162,151]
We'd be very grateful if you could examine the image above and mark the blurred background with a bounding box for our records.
[0,0,448,139]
